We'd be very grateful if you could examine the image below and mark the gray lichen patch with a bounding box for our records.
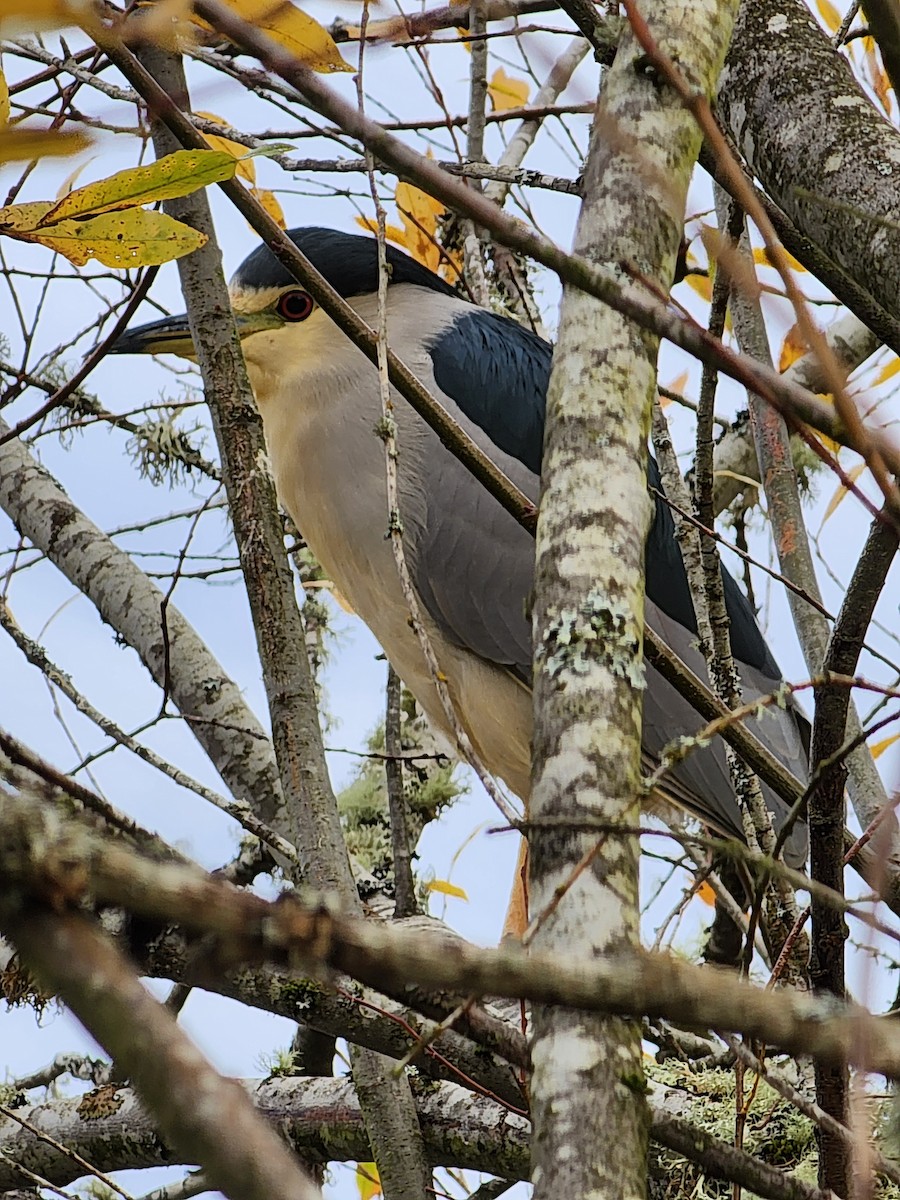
[539,591,645,690]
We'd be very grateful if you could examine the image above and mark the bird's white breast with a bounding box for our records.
[240,289,533,801]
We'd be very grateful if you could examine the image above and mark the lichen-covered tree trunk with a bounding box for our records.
[529,2,739,1197]
[719,0,900,328]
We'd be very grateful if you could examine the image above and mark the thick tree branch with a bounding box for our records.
[528,0,738,1192]
[0,907,321,1200]
[0,1076,839,1200]
[719,0,900,333]
[9,797,900,1082]
[0,421,285,834]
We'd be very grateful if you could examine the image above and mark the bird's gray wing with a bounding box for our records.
[407,307,547,682]
[643,599,809,868]
[410,418,537,683]
[415,303,808,865]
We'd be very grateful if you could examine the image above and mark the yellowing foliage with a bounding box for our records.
[0,205,207,267]
[195,113,257,183]
[0,66,9,128]
[752,245,807,273]
[820,461,867,526]
[695,880,716,907]
[871,731,900,759]
[134,0,197,50]
[814,431,843,457]
[778,322,808,373]
[43,149,237,222]
[249,187,286,228]
[356,215,408,245]
[875,355,900,385]
[0,128,90,165]
[487,66,530,111]
[355,178,460,280]
[0,0,89,34]
[395,180,445,270]
[425,878,469,900]
[0,149,237,268]
[356,1164,382,1200]
[684,272,712,302]
[193,0,352,73]
[865,41,893,114]
[816,0,841,34]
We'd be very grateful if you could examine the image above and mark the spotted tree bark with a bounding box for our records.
[528,2,739,1197]
[719,0,900,335]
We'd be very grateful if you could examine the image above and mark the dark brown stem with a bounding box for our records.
[809,511,899,1195]
[386,667,417,918]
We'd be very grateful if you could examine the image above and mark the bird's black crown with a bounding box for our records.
[231,226,458,300]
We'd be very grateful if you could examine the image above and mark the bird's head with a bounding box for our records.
[112,225,457,404]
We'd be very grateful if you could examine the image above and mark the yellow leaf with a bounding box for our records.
[55,156,96,200]
[695,880,716,907]
[354,215,409,247]
[0,65,9,128]
[439,244,464,283]
[199,0,352,73]
[195,112,256,183]
[664,370,689,395]
[684,272,712,301]
[875,356,900,385]
[487,66,530,112]
[778,322,807,373]
[751,245,807,273]
[395,181,444,270]
[134,0,197,49]
[872,732,900,759]
[813,431,842,456]
[356,1164,381,1200]
[866,43,893,114]
[820,461,866,526]
[425,878,469,901]
[0,0,83,33]
[250,186,286,228]
[1,206,207,267]
[0,128,90,165]
[0,199,56,230]
[39,150,237,224]
[816,0,841,33]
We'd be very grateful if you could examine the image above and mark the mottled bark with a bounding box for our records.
[719,0,900,329]
[8,798,900,1078]
[726,224,900,868]
[0,907,321,1200]
[0,1075,837,1200]
[528,3,738,1190]
[809,514,898,1193]
[0,1078,530,1190]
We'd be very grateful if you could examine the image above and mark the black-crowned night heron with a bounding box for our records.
[115,225,809,879]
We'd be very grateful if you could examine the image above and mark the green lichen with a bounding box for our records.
[337,688,463,894]
[621,1071,651,1095]
[540,591,646,690]
[647,1057,819,1199]
[276,975,326,1014]
[259,1046,300,1077]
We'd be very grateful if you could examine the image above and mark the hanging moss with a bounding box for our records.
[337,688,464,894]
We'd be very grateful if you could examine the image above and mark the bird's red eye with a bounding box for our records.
[276,290,314,322]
